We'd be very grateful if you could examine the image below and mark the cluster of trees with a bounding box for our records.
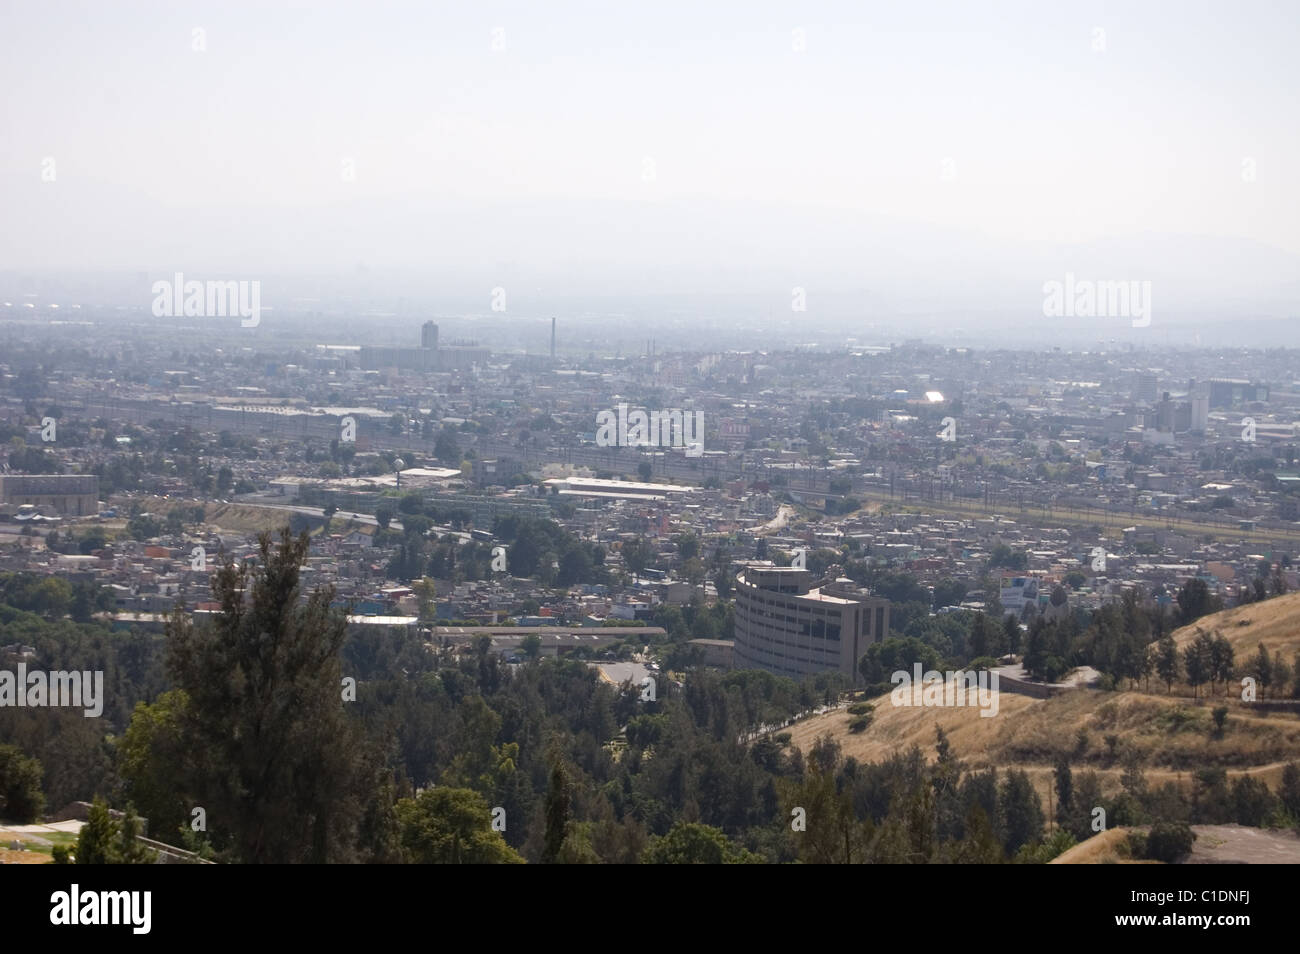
[773,729,1066,863]
[91,447,241,497]
[1053,751,1300,834]
[0,597,168,813]
[1150,633,1299,699]
[56,798,155,865]
[374,491,474,531]
[44,526,111,555]
[385,512,610,587]
[492,515,610,586]
[6,445,63,474]
[0,573,114,623]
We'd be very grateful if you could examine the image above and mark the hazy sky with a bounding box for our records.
[2,0,1298,308]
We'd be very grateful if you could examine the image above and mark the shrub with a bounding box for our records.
[1145,821,1196,863]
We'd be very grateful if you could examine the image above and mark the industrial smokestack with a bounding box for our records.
[551,316,556,359]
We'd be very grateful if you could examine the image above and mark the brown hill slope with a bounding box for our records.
[1170,590,1300,658]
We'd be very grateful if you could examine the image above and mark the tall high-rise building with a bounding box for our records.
[732,566,889,683]
[1132,372,1158,405]
[1191,394,1209,432]
[421,321,439,350]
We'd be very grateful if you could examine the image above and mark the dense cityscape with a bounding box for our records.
[1,5,1295,937]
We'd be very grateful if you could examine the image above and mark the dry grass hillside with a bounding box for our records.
[1171,590,1300,658]
[1049,827,1147,864]
[205,503,301,534]
[782,593,1300,811]
[787,686,1300,808]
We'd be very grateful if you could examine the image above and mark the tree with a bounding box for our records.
[637,460,653,482]
[542,758,570,864]
[1184,639,1211,700]
[1280,763,1300,820]
[115,805,156,864]
[999,769,1044,856]
[520,633,541,661]
[0,744,45,823]
[1155,634,1180,692]
[1145,821,1196,862]
[395,787,523,864]
[375,503,395,529]
[1176,578,1219,626]
[1187,630,1217,695]
[681,556,706,588]
[1274,651,1293,701]
[119,690,191,845]
[710,546,733,600]
[1053,756,1073,829]
[621,537,654,579]
[1003,613,1021,656]
[1070,771,1105,842]
[1249,642,1274,698]
[434,428,461,466]
[412,577,437,620]
[1209,634,1235,695]
[642,822,758,864]
[164,528,386,863]
[969,613,991,658]
[932,577,967,609]
[74,798,120,864]
[988,543,1027,570]
[72,799,155,864]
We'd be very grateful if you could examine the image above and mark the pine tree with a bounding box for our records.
[115,805,155,864]
[1210,634,1235,695]
[1053,756,1073,828]
[542,758,570,863]
[1156,634,1180,693]
[952,803,1003,863]
[75,798,119,865]
[969,612,990,658]
[1251,642,1273,698]
[1003,613,1021,656]
[1184,637,1211,699]
[999,769,1044,856]
[165,527,385,863]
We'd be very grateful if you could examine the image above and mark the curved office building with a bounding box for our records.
[733,566,889,682]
